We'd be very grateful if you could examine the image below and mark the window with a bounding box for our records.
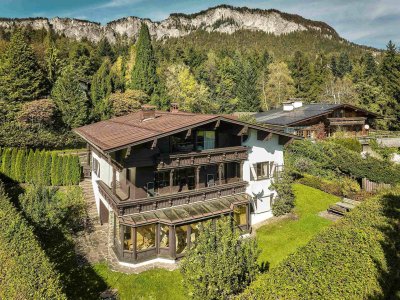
[147,182,155,197]
[255,162,274,179]
[207,174,215,187]
[197,130,215,150]
[190,223,200,247]
[155,171,170,189]
[159,224,169,248]
[123,226,133,251]
[136,224,156,251]
[92,157,100,177]
[234,205,247,226]
[175,225,188,255]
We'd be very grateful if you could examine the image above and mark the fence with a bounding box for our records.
[361,178,391,192]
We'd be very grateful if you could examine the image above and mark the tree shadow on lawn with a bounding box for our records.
[1,175,108,300]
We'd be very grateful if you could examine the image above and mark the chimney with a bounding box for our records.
[141,104,156,121]
[170,102,179,113]
[283,101,294,111]
[290,98,303,109]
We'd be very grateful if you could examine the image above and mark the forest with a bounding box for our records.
[0,24,400,149]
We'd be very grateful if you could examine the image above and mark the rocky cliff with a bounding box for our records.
[0,5,339,43]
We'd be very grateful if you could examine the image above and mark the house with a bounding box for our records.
[254,100,378,138]
[74,105,299,266]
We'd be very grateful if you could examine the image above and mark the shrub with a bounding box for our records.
[43,152,52,186]
[9,148,18,180]
[0,183,66,299]
[238,191,400,299]
[271,173,295,216]
[14,149,26,182]
[1,148,12,177]
[25,149,35,183]
[181,217,260,300]
[51,152,60,186]
[330,137,362,152]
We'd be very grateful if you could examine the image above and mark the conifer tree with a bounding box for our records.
[380,41,400,102]
[130,23,157,95]
[71,155,81,185]
[0,30,46,101]
[337,52,352,78]
[51,65,89,129]
[14,149,26,182]
[290,51,312,99]
[9,148,18,180]
[32,149,41,184]
[25,149,35,183]
[59,155,66,186]
[43,151,52,186]
[1,148,12,177]
[51,152,59,186]
[90,58,113,120]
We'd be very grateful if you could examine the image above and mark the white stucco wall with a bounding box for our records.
[242,129,284,225]
[91,151,113,215]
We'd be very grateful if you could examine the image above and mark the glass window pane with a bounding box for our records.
[175,225,188,254]
[160,225,170,248]
[123,226,133,251]
[234,205,247,226]
[136,224,156,251]
[190,223,200,246]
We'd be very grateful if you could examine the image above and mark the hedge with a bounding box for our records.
[0,183,67,299]
[0,148,81,186]
[286,140,400,185]
[237,191,400,299]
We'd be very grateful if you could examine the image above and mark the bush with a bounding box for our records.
[238,191,400,299]
[271,173,295,216]
[180,217,260,300]
[0,183,66,299]
[1,148,11,177]
[330,137,362,152]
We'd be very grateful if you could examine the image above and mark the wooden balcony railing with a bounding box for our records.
[98,180,247,216]
[327,117,366,126]
[156,146,248,170]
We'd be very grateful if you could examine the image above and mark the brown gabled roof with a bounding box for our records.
[74,110,300,153]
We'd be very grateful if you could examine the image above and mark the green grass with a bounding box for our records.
[256,184,340,267]
[92,184,339,298]
[93,264,186,300]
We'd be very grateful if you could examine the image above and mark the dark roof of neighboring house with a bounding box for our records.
[74,110,300,153]
[254,103,378,126]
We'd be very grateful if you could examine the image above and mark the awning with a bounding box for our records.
[119,194,250,226]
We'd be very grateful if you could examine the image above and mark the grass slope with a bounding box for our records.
[256,184,340,267]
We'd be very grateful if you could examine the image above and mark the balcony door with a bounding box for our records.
[196,130,215,150]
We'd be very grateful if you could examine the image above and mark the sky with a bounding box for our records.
[0,0,399,49]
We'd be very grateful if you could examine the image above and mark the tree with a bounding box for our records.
[180,217,259,300]
[164,64,213,113]
[90,58,113,120]
[263,62,295,110]
[234,55,260,112]
[50,153,60,186]
[0,30,46,101]
[9,148,18,180]
[25,149,35,183]
[44,35,63,86]
[51,65,89,129]
[43,152,52,186]
[1,148,12,177]
[290,51,312,98]
[70,156,81,185]
[380,41,400,102]
[97,38,114,61]
[337,52,352,78]
[271,172,295,216]
[109,89,148,117]
[18,99,56,127]
[130,23,157,95]
[15,149,26,182]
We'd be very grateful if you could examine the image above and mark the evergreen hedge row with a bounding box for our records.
[0,147,81,186]
[238,191,400,299]
[0,183,67,299]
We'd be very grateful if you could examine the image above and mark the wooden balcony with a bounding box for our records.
[327,117,366,126]
[98,179,247,216]
[156,146,248,170]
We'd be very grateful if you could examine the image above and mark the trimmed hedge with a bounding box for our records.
[0,183,67,299]
[237,191,400,299]
[329,137,362,153]
[287,140,400,185]
[0,148,81,186]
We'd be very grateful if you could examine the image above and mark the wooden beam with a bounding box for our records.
[238,125,248,136]
[151,139,158,149]
[125,147,132,158]
[257,130,273,141]
[279,136,294,146]
[185,128,192,139]
[214,119,220,129]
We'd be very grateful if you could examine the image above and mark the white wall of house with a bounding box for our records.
[242,129,284,225]
[91,151,113,215]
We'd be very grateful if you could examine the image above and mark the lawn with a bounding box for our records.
[256,184,340,267]
[92,184,339,299]
[94,264,186,300]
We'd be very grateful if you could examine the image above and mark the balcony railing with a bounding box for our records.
[98,180,247,216]
[327,117,366,126]
[156,146,248,170]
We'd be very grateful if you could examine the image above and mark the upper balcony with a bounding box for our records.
[156,146,248,170]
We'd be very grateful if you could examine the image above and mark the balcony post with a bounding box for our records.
[195,166,201,189]
[239,161,244,180]
[112,167,116,195]
[218,163,223,185]
[169,169,174,193]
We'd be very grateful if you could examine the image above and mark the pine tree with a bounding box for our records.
[0,30,46,101]
[290,51,312,99]
[97,38,115,61]
[44,34,63,86]
[90,58,113,120]
[130,23,157,95]
[9,148,18,180]
[51,65,89,129]
[1,148,12,177]
[362,52,378,81]
[25,149,35,183]
[337,52,352,78]
[380,41,400,102]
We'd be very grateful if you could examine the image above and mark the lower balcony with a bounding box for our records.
[98,180,248,216]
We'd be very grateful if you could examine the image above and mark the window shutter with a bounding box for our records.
[250,164,257,181]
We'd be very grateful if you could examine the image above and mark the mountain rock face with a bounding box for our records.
[0,5,339,43]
